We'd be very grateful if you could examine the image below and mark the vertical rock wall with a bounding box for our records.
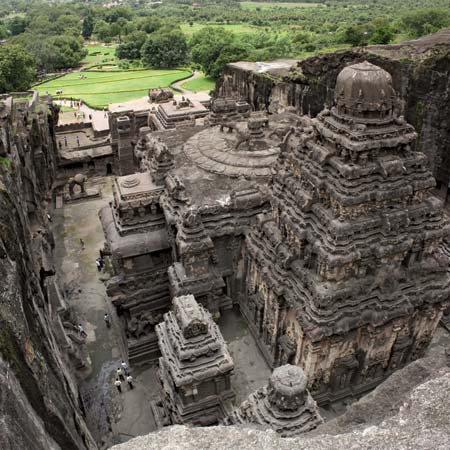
[0,95,96,450]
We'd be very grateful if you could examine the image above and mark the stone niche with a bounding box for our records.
[152,295,235,427]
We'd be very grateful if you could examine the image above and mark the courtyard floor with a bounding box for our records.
[51,176,271,448]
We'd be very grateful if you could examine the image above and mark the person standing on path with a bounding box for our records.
[78,324,87,337]
[121,360,129,376]
[114,378,122,393]
[104,313,111,328]
[96,258,101,272]
[80,238,85,250]
[117,367,125,381]
[126,374,134,390]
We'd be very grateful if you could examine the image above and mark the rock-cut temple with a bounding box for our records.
[100,61,450,406]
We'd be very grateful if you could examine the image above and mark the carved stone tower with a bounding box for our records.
[225,364,322,436]
[242,61,450,403]
[153,295,235,426]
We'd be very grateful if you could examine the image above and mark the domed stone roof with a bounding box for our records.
[334,61,395,118]
[268,365,308,411]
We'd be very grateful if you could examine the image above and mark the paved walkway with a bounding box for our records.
[52,177,157,449]
[55,99,110,132]
[171,70,202,94]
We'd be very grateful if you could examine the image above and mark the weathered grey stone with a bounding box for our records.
[109,362,450,450]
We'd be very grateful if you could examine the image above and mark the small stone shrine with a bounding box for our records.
[153,295,235,427]
[224,365,323,437]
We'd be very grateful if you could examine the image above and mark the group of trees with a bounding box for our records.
[1,0,450,93]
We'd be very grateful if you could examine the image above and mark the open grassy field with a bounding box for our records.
[182,75,216,93]
[240,1,322,9]
[34,68,192,108]
[181,23,261,36]
[81,44,118,67]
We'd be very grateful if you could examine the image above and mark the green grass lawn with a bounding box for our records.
[34,68,192,108]
[182,75,216,93]
[240,1,322,9]
[81,44,118,67]
[181,23,261,36]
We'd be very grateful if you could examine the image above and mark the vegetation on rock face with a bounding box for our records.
[0,0,450,92]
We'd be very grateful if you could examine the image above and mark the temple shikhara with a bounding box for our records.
[99,61,449,410]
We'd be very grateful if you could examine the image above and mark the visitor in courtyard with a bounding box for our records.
[47,213,52,223]
[80,238,85,249]
[76,136,80,147]
[114,378,122,393]
[89,114,92,121]
[126,374,134,390]
[78,324,86,337]
[117,367,124,381]
[64,136,67,147]
[104,313,111,328]
[121,360,129,375]
[96,258,101,272]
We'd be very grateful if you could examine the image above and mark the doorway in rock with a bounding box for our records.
[106,163,112,175]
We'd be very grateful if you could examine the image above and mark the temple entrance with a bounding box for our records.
[106,163,112,175]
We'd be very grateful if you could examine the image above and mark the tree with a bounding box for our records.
[94,20,112,43]
[190,27,244,78]
[116,31,147,60]
[402,9,450,38]
[82,14,95,39]
[7,16,28,36]
[0,44,35,93]
[141,31,188,68]
[342,26,368,47]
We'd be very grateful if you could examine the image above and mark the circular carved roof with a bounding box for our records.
[269,365,307,397]
[120,176,141,188]
[183,125,279,178]
[335,61,395,116]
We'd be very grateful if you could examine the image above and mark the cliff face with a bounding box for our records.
[217,29,450,186]
[0,94,96,450]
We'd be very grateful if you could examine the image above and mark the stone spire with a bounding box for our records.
[225,365,323,437]
[153,295,235,426]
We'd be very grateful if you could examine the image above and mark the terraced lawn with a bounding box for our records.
[34,69,192,108]
[182,75,216,93]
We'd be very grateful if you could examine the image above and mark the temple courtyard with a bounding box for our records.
[51,176,272,447]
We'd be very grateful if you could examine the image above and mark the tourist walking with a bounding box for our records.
[80,238,85,250]
[96,258,101,272]
[104,313,111,328]
[76,136,80,147]
[126,374,134,390]
[121,360,129,376]
[116,367,124,381]
[64,136,68,147]
[114,378,122,393]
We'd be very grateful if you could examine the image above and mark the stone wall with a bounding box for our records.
[217,29,450,186]
[0,97,96,450]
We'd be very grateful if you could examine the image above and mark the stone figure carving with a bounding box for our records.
[68,173,87,198]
